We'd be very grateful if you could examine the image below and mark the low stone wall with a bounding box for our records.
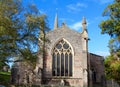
[47,78,84,87]
[106,80,120,87]
[11,62,42,85]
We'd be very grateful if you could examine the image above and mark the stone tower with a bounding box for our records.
[81,17,88,87]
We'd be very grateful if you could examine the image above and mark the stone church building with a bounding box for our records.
[11,14,106,87]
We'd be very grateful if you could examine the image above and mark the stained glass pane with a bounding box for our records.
[57,54,60,76]
[63,43,69,49]
[52,53,56,76]
[61,53,64,76]
[69,53,72,76]
[56,43,62,49]
[65,53,68,76]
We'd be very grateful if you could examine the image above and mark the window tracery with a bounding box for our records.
[52,39,73,77]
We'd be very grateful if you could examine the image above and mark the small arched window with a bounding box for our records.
[52,39,73,77]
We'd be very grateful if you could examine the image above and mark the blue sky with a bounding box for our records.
[24,0,114,57]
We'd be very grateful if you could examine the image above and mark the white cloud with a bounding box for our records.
[93,0,113,4]
[87,16,105,26]
[59,18,74,22]
[76,3,87,8]
[94,51,110,57]
[69,19,89,31]
[53,0,58,4]
[66,2,87,13]
[39,10,45,14]
[69,21,82,31]
[39,9,47,14]
[83,0,113,4]
[100,0,113,4]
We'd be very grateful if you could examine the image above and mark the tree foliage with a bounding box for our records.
[99,0,120,52]
[104,55,120,84]
[0,0,21,68]
[0,0,49,67]
[99,0,120,84]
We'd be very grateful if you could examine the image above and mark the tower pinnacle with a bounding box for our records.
[54,13,58,30]
[82,17,87,30]
[82,17,88,39]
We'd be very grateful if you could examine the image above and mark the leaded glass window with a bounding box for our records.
[52,39,73,77]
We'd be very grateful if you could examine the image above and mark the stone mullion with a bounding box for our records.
[68,52,70,76]
[59,52,61,76]
[63,52,65,76]
[55,52,57,76]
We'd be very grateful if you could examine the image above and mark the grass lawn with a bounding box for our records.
[0,71,11,86]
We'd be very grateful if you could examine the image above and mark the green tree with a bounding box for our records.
[99,0,120,84]
[0,0,22,69]
[104,55,120,84]
[99,0,120,52]
[16,4,49,66]
[0,0,49,68]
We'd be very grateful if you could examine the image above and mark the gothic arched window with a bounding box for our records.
[52,39,73,77]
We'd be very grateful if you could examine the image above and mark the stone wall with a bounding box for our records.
[11,62,42,85]
[88,53,106,87]
[42,26,88,86]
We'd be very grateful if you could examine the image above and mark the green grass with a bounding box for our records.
[0,71,11,75]
[0,71,11,86]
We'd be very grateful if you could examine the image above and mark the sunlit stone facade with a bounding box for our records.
[11,14,106,87]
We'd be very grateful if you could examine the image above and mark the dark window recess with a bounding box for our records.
[52,39,73,77]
